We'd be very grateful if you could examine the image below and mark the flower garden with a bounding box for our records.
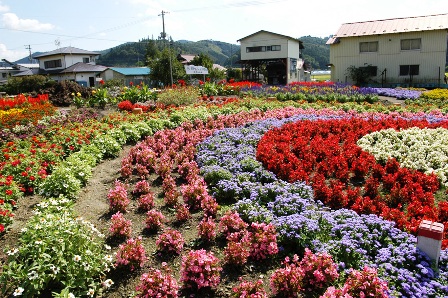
[1,82,448,297]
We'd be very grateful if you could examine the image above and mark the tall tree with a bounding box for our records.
[148,48,185,87]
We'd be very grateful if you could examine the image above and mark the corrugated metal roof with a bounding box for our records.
[327,13,448,44]
[110,67,150,76]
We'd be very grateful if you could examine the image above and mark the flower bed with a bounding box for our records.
[196,110,448,297]
[373,88,423,99]
[2,94,448,296]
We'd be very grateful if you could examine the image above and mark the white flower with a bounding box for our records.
[50,264,60,274]
[28,270,38,280]
[13,287,24,296]
[103,279,114,288]
[20,227,28,233]
[6,248,19,256]
[104,244,111,250]
[104,254,113,262]
[87,289,95,297]
[35,240,43,245]
[73,255,82,262]
[68,293,75,298]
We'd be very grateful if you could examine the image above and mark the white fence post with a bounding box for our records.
[417,220,444,268]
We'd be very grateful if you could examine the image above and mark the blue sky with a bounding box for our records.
[0,0,446,61]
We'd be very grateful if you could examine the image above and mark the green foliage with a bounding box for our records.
[0,198,114,297]
[38,166,82,200]
[191,53,214,72]
[148,48,186,87]
[156,86,199,106]
[227,68,242,81]
[300,36,331,70]
[1,75,52,95]
[346,65,377,86]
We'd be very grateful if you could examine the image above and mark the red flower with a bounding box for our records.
[100,79,105,85]
[5,190,12,196]
[129,82,134,86]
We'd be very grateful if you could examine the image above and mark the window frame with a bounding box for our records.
[359,41,379,53]
[400,38,421,51]
[44,59,62,69]
[399,65,419,76]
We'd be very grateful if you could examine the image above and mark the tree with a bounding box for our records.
[191,53,214,71]
[148,48,185,87]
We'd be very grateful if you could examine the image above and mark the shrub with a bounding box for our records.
[198,216,216,242]
[145,209,166,231]
[115,236,147,271]
[109,212,132,238]
[107,180,130,213]
[231,278,267,298]
[219,210,248,237]
[138,193,155,211]
[0,199,114,297]
[156,86,199,107]
[135,263,179,298]
[248,222,278,260]
[176,204,191,222]
[224,231,251,266]
[180,249,222,290]
[156,229,185,255]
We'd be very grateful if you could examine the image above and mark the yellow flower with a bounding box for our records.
[76,92,81,97]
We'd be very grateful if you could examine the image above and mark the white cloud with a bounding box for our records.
[0,44,27,61]
[0,1,9,13]
[2,13,54,31]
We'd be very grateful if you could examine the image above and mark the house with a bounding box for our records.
[177,54,227,73]
[29,46,105,87]
[102,67,151,86]
[0,59,39,84]
[326,13,448,87]
[237,30,306,85]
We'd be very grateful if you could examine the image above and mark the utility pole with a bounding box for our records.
[158,10,169,40]
[159,10,173,87]
[25,45,32,62]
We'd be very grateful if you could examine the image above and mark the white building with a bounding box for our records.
[30,47,106,87]
[327,13,448,87]
[238,30,307,85]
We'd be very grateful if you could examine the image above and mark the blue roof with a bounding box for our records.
[110,67,150,76]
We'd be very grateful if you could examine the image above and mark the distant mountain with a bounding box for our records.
[96,38,241,67]
[300,36,330,70]
[14,36,330,69]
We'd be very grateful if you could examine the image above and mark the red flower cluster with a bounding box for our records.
[257,117,448,246]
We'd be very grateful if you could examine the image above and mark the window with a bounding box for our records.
[401,38,421,50]
[360,65,378,76]
[399,65,419,76]
[360,41,378,52]
[246,45,281,52]
[83,57,90,63]
[44,59,62,69]
[2,73,6,78]
[267,45,281,51]
[246,46,266,53]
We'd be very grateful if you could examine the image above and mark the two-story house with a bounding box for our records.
[238,30,306,85]
[326,13,448,87]
[31,47,107,87]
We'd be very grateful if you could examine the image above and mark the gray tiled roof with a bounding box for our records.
[33,47,100,58]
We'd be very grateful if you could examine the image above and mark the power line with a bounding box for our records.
[2,0,289,51]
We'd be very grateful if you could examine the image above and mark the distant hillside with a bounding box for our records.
[299,36,330,70]
[14,36,331,69]
[96,38,241,67]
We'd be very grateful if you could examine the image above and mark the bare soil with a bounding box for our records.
[0,142,275,297]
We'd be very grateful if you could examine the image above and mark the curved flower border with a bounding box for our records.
[196,112,448,297]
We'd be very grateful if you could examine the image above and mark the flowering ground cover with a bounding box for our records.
[0,94,56,130]
[2,92,448,296]
[373,88,423,100]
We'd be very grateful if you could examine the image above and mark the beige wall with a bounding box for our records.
[329,30,447,84]
[240,32,294,60]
